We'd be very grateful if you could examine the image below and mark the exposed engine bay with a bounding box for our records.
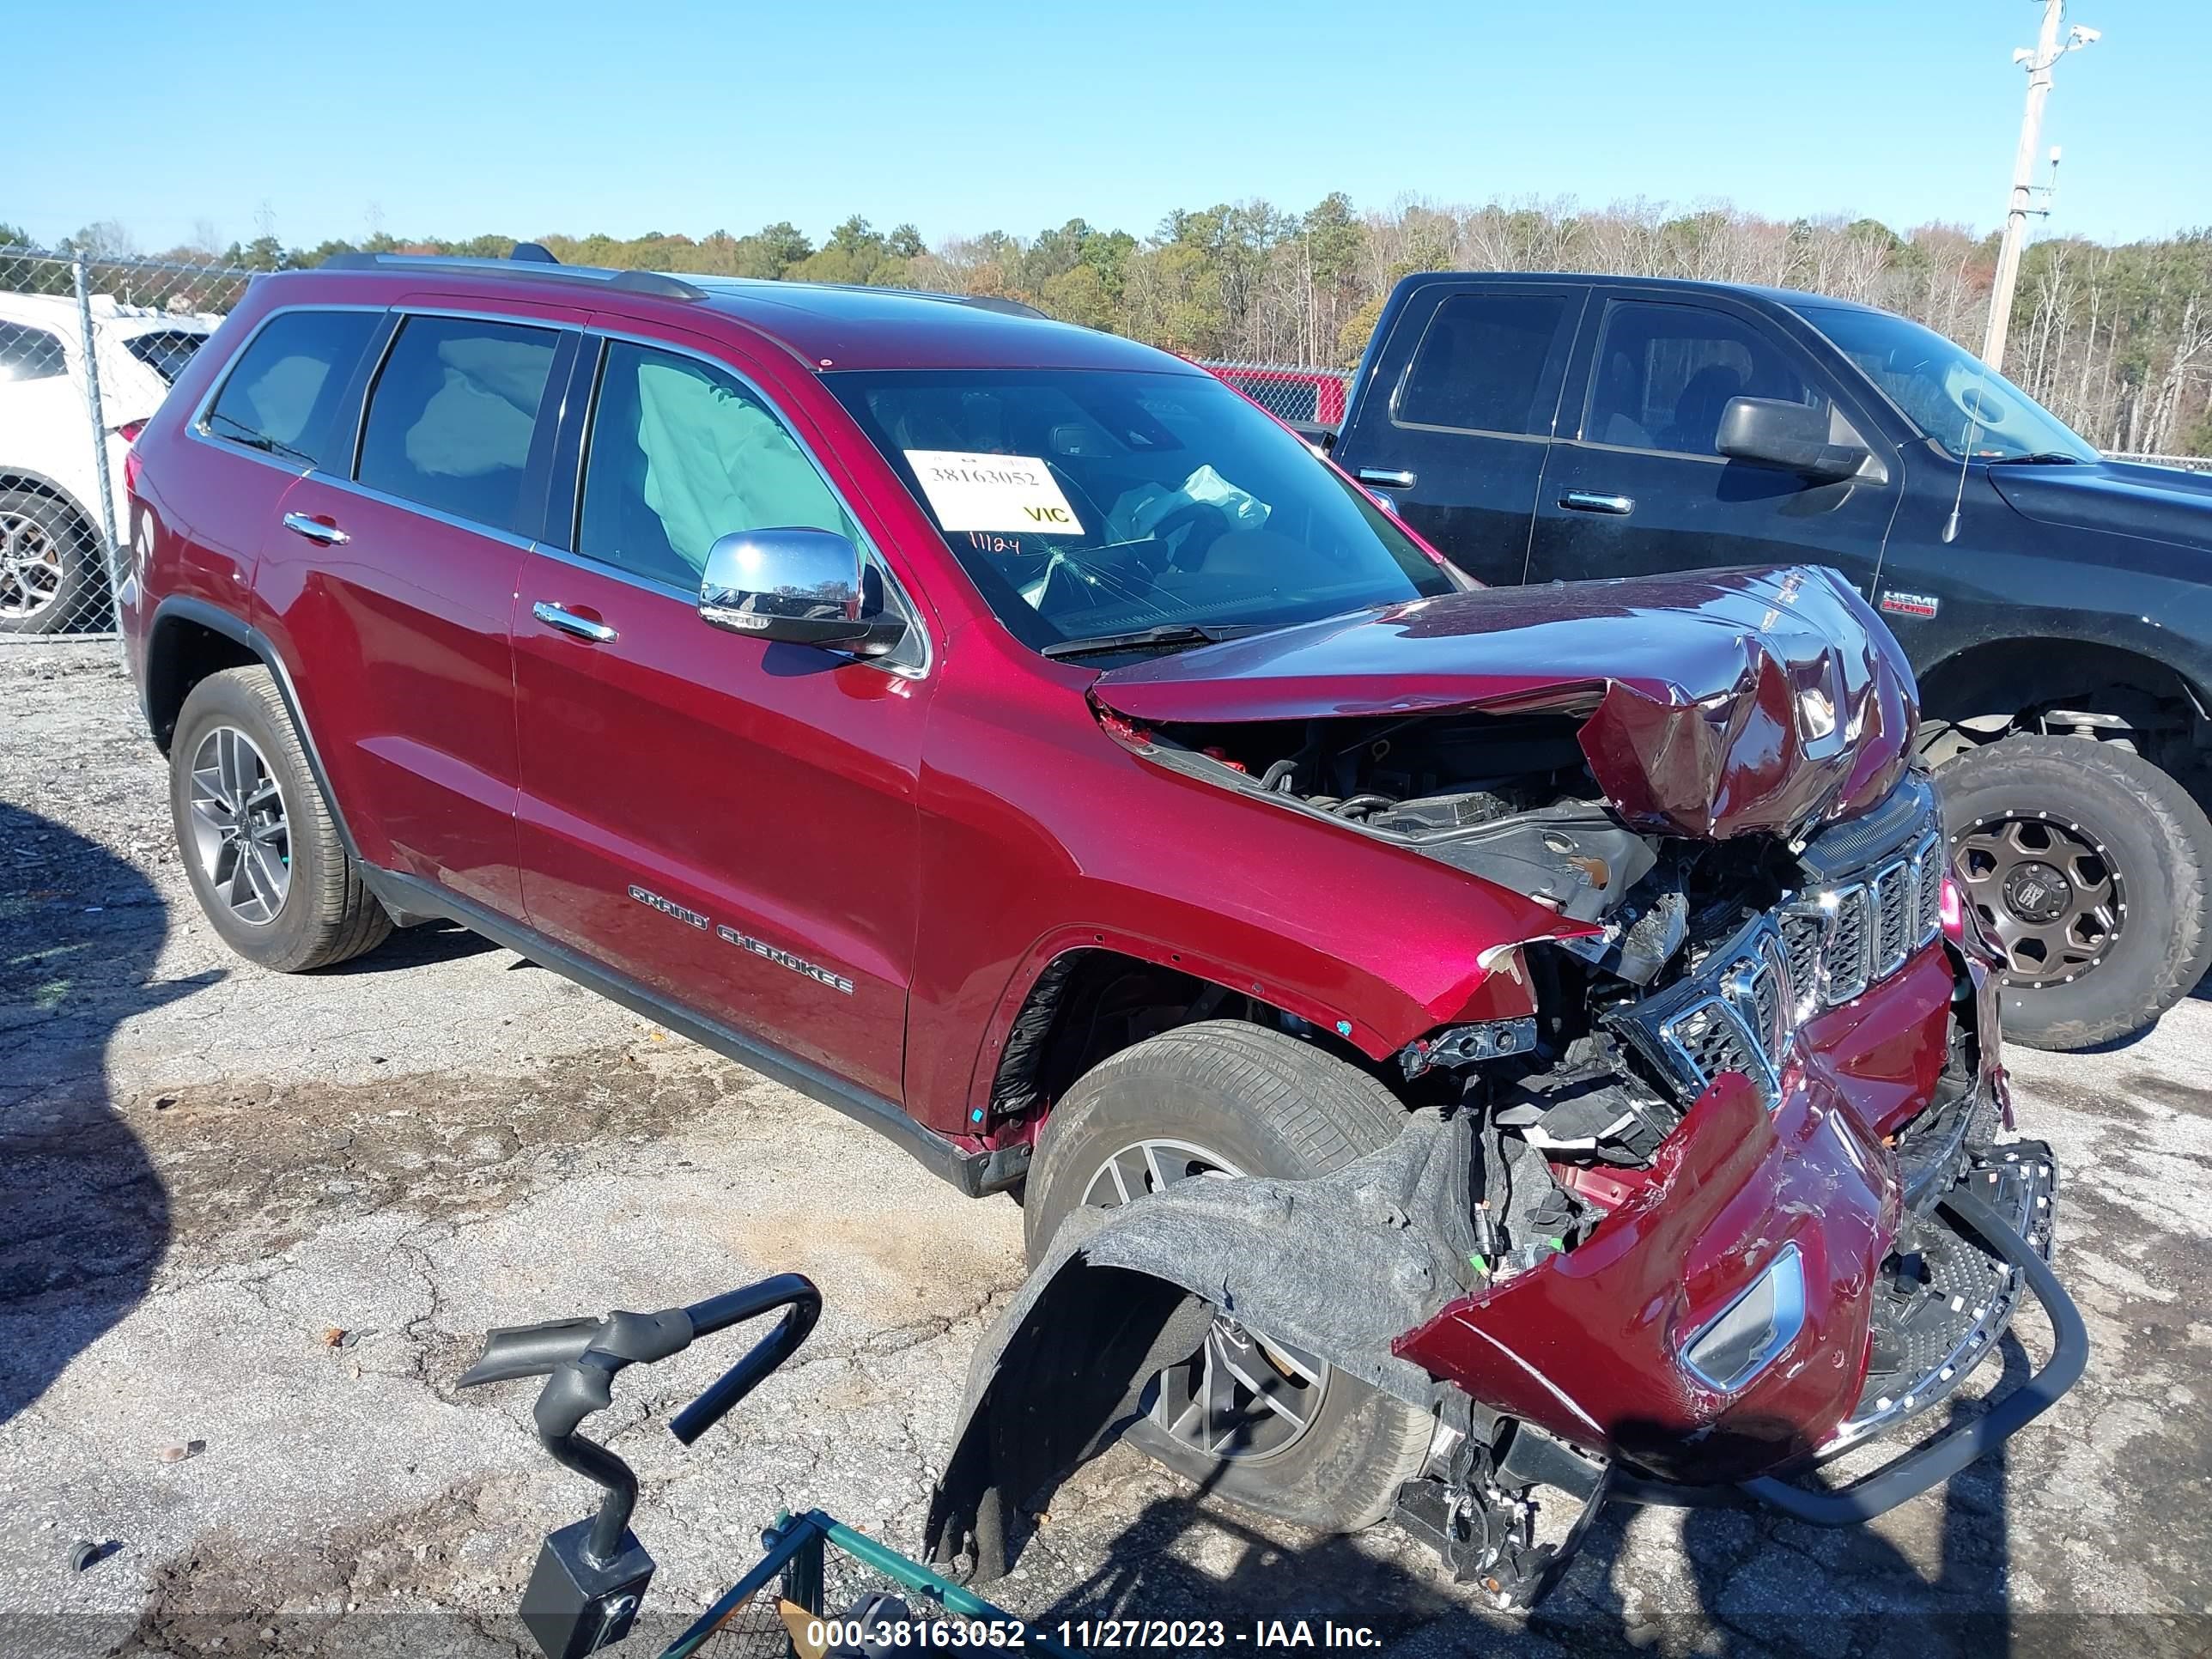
[1122,704,1662,923]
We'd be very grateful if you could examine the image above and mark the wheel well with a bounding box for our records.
[0,471,93,526]
[1916,638,2209,770]
[143,615,259,751]
[986,948,1384,1122]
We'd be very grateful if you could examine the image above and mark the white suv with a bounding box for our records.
[0,292,214,632]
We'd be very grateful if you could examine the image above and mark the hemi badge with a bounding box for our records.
[1879,590,1940,620]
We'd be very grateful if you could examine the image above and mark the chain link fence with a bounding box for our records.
[1,246,254,639]
[1200,360,1353,428]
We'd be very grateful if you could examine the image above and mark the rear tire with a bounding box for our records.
[1024,1020,1431,1531]
[1937,734,2212,1050]
[169,666,393,972]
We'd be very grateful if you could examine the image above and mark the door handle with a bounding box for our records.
[532,601,617,643]
[1356,467,1417,488]
[1559,491,1635,515]
[282,512,348,545]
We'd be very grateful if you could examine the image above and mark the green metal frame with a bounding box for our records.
[657,1510,1074,1659]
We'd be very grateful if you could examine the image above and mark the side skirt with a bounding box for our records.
[358,866,1025,1200]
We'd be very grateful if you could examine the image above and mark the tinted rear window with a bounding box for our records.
[125,329,208,386]
[356,314,559,536]
[1395,292,1574,436]
[205,309,380,467]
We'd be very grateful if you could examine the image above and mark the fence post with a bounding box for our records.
[70,254,126,636]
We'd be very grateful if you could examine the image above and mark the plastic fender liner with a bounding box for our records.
[925,1112,1480,1580]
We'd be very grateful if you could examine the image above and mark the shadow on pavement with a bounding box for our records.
[1036,1342,2038,1657]
[314,917,501,976]
[0,800,206,1426]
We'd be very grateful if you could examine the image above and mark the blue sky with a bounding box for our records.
[13,0,2209,252]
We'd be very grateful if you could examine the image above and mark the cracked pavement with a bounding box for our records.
[3,639,2209,1657]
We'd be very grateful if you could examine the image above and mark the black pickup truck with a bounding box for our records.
[1311,271,2212,1050]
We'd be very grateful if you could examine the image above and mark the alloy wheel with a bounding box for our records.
[1080,1137,1329,1462]
[186,725,292,925]
[1953,811,2124,988]
[0,509,64,621]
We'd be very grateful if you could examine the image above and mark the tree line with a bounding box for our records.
[13,194,2211,455]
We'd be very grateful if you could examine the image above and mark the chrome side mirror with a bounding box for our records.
[699,528,890,651]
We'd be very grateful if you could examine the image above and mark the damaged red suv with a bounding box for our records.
[121,252,2082,1603]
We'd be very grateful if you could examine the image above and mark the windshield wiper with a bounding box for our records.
[1040,622,1262,660]
[1986,451,2088,465]
[204,410,313,466]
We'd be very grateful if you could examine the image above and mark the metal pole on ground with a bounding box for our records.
[70,253,126,645]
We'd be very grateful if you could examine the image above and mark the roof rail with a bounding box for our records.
[956,294,1048,320]
[314,251,705,301]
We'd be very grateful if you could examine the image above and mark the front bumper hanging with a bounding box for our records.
[1611,1143,2086,1526]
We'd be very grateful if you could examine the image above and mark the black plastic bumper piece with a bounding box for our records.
[1611,1183,2087,1527]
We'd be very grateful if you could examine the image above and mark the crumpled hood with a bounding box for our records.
[1989,458,2212,552]
[1092,565,1917,842]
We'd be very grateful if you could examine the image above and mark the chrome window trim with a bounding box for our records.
[295,471,541,553]
[568,325,933,682]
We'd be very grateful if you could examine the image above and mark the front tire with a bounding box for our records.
[1938,733,2212,1049]
[168,667,392,972]
[1024,1020,1431,1531]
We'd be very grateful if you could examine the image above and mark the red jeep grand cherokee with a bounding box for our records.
[120,252,2081,1601]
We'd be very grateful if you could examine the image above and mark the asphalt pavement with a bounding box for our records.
[3,640,2207,1658]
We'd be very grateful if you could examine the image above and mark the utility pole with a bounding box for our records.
[1983,0,2100,369]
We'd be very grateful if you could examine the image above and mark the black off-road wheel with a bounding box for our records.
[1938,734,2212,1050]
[168,666,393,973]
[1024,1020,1431,1531]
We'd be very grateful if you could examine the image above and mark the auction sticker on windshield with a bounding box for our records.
[904,451,1085,535]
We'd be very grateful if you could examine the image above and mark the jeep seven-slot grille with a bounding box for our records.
[1613,785,1949,1115]
[1794,830,1946,1016]
[1669,1003,1764,1095]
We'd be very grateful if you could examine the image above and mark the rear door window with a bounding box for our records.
[1394,292,1577,436]
[356,314,560,536]
[1585,301,1826,455]
[205,308,381,468]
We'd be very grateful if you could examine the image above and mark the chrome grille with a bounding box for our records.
[1669,1000,1766,1096]
[1780,913,1823,1006]
[1796,796,1946,1011]
[1613,781,1949,1115]
[1915,834,1945,939]
[1643,921,1796,1111]
[1821,884,1872,1003]
[1871,859,1912,976]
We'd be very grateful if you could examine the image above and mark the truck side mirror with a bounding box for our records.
[698,528,906,658]
[1715,398,1874,484]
